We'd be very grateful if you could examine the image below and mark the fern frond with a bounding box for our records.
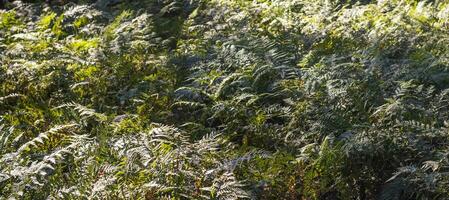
[17,123,78,153]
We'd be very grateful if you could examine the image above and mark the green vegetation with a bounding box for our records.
[1,0,449,199]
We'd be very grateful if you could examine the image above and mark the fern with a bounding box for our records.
[54,102,107,121]
[2,0,449,199]
[17,123,78,153]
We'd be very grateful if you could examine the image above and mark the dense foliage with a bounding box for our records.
[1,0,449,199]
